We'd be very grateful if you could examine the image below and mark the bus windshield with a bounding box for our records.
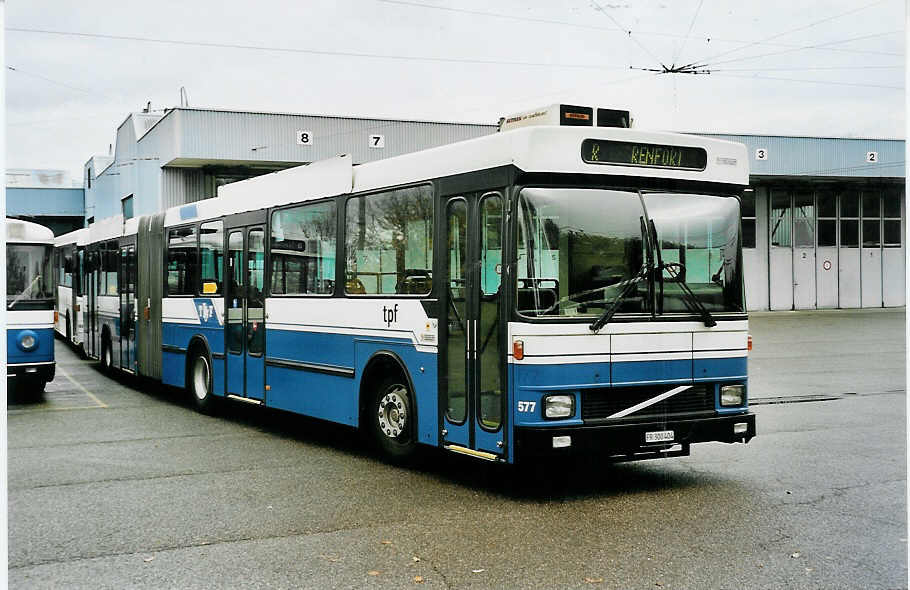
[515,187,745,319]
[644,192,744,314]
[516,188,649,318]
[7,244,54,309]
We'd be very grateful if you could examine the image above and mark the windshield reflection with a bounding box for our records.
[644,193,744,313]
[7,244,54,308]
[517,188,649,317]
[515,188,745,319]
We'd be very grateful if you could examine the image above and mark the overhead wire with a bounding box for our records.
[6,65,98,96]
[373,0,899,58]
[671,0,704,66]
[697,30,903,69]
[711,65,902,72]
[6,27,628,72]
[709,72,903,90]
[688,0,893,68]
[588,0,668,69]
[456,71,656,118]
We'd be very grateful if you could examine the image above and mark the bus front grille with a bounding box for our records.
[581,384,714,422]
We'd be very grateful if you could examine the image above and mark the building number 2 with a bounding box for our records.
[517,401,536,412]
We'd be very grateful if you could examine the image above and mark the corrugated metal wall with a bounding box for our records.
[694,134,904,178]
[161,167,207,210]
[173,109,495,166]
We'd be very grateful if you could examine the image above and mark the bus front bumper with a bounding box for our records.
[7,361,56,382]
[515,412,755,460]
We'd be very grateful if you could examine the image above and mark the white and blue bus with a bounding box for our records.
[70,105,755,463]
[7,218,56,394]
[54,227,90,353]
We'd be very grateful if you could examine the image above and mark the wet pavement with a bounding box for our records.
[7,308,907,589]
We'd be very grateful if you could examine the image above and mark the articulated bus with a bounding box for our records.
[67,109,755,463]
[54,227,90,352]
[7,218,56,394]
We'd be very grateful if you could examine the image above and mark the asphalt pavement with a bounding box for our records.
[7,308,907,589]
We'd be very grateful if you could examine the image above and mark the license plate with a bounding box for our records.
[645,430,675,443]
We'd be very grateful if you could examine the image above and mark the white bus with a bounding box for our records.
[66,105,755,464]
[54,227,89,352]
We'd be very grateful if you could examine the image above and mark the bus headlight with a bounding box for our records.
[18,331,38,352]
[544,395,574,419]
[720,385,745,407]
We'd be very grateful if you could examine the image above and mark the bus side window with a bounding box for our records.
[104,241,118,295]
[166,225,199,296]
[270,201,336,295]
[344,185,433,296]
[199,220,224,295]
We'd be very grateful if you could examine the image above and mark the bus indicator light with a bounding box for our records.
[552,436,572,449]
[747,335,753,351]
[513,339,524,361]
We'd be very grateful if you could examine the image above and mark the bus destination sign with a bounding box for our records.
[581,139,707,171]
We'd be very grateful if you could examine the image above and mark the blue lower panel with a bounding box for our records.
[161,322,224,388]
[264,329,439,447]
[212,357,225,397]
[267,330,355,367]
[695,356,747,380]
[513,361,610,390]
[7,327,54,366]
[612,358,692,385]
[266,366,357,425]
[162,350,186,388]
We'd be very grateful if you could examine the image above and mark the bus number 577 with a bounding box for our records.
[517,401,536,413]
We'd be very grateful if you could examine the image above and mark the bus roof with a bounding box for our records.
[54,227,90,247]
[160,125,749,228]
[6,218,55,244]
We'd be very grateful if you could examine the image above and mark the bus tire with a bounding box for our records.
[188,349,217,414]
[100,335,113,373]
[369,375,418,462]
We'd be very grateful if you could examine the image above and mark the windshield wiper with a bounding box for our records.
[589,266,650,332]
[659,262,717,327]
[7,275,41,310]
[589,216,652,332]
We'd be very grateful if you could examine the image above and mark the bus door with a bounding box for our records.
[441,192,506,457]
[85,247,99,358]
[225,225,266,402]
[119,243,137,372]
[76,247,84,344]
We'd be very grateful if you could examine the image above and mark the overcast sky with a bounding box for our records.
[5,0,906,180]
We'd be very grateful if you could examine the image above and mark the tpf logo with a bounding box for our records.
[195,299,218,326]
[198,301,214,323]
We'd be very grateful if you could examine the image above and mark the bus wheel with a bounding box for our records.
[370,377,417,461]
[101,337,113,373]
[189,350,216,414]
